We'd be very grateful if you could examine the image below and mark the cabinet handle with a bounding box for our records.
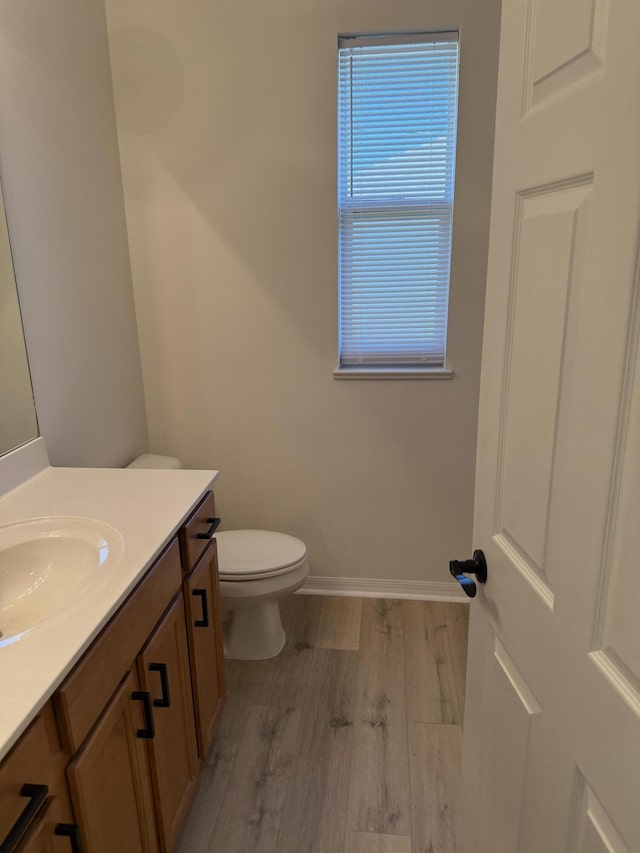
[148,663,171,708]
[196,517,221,540]
[0,783,48,853]
[132,691,155,739]
[192,588,209,628]
[55,823,84,853]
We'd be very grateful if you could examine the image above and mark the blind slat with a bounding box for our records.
[338,33,459,367]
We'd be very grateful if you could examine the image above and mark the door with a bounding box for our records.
[138,594,199,853]
[184,541,226,758]
[459,0,640,850]
[67,671,158,853]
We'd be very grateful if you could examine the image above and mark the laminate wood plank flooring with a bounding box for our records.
[176,595,469,853]
[446,604,469,720]
[408,723,462,853]
[316,595,362,650]
[206,702,301,852]
[347,599,411,835]
[404,601,461,725]
[346,831,413,852]
[276,648,358,853]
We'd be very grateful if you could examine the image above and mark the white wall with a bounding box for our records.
[106,0,500,582]
[0,0,148,467]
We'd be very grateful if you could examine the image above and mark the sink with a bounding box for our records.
[0,517,124,647]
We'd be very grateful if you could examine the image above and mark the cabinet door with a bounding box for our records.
[138,594,198,853]
[0,704,74,853]
[184,541,226,757]
[67,671,158,853]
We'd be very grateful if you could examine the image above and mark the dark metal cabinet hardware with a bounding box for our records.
[196,518,221,540]
[149,663,171,709]
[192,589,209,628]
[0,783,48,853]
[54,823,84,853]
[132,691,155,739]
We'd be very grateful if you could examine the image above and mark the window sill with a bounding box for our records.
[333,367,454,380]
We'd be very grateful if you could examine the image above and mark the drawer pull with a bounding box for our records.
[192,588,209,628]
[55,823,85,853]
[0,783,48,853]
[149,663,171,709]
[196,517,221,540]
[132,691,155,739]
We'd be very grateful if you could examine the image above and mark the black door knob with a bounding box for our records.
[449,549,488,598]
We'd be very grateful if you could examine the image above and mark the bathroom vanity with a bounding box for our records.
[0,451,225,853]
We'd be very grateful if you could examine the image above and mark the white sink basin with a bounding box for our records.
[0,517,124,647]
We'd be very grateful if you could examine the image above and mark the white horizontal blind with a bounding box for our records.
[338,32,460,367]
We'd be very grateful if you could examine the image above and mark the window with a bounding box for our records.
[337,32,460,375]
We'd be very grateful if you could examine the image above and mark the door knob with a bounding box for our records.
[449,550,487,598]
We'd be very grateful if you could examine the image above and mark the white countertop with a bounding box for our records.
[0,453,218,761]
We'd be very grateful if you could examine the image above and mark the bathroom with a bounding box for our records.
[1,0,639,851]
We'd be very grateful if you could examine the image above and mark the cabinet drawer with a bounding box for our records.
[178,492,218,574]
[0,704,71,853]
[55,539,182,754]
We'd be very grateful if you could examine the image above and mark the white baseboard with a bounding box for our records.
[297,575,468,603]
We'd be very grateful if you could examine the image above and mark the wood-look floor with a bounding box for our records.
[175,595,469,853]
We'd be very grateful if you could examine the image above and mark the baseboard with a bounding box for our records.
[297,575,468,603]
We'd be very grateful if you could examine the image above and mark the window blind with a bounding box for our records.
[337,32,460,368]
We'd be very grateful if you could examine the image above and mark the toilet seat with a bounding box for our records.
[216,530,307,581]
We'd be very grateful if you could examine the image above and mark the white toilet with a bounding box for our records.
[216,529,309,660]
[127,454,309,661]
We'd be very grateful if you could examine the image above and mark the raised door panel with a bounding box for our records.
[524,0,609,111]
[67,671,158,853]
[184,541,226,757]
[139,594,198,853]
[495,179,592,608]
[594,333,640,693]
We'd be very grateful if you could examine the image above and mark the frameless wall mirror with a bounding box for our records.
[0,174,38,455]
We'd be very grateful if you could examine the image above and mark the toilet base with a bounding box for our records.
[223,601,286,660]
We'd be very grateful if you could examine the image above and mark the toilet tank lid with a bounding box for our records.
[216,529,307,575]
[127,454,183,470]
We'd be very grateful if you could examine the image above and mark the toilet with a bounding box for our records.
[127,454,309,661]
[216,529,309,660]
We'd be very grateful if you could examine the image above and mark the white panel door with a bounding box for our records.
[459,0,640,850]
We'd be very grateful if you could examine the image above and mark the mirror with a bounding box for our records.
[0,175,38,455]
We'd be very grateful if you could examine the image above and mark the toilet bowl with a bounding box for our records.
[216,529,309,660]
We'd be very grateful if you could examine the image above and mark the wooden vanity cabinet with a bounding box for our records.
[183,540,226,757]
[138,595,198,852]
[2,489,226,853]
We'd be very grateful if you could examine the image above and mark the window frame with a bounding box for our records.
[335,30,460,380]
